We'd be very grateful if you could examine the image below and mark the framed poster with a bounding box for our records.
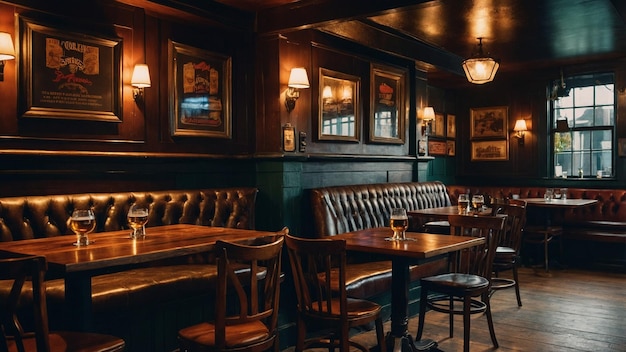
[18,16,122,122]
[319,68,360,142]
[428,139,447,156]
[370,64,406,144]
[471,140,509,161]
[447,114,456,138]
[431,113,445,137]
[470,106,508,139]
[447,140,456,156]
[169,40,232,138]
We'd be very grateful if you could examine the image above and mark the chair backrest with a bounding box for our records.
[447,215,506,278]
[213,232,285,350]
[0,255,50,352]
[284,234,348,321]
[499,200,527,252]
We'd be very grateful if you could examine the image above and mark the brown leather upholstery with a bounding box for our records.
[0,188,258,320]
[309,182,451,300]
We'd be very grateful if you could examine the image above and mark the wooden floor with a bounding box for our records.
[285,267,626,352]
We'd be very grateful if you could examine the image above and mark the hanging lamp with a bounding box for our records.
[462,38,500,84]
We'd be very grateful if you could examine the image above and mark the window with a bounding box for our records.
[551,73,615,178]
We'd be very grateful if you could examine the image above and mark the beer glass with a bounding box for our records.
[389,208,409,240]
[128,204,149,239]
[458,194,470,214]
[70,209,96,246]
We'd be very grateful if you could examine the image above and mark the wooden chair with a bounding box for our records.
[416,215,506,352]
[284,234,386,352]
[491,200,527,306]
[178,232,285,352]
[0,255,125,352]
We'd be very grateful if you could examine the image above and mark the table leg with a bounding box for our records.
[389,259,437,352]
[64,273,94,331]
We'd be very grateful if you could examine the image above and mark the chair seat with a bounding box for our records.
[309,297,382,318]
[422,273,490,292]
[7,331,125,352]
[178,321,270,349]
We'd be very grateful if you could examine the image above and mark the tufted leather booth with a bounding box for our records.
[309,181,452,299]
[446,185,626,267]
[0,188,257,317]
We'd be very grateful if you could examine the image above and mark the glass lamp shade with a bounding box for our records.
[0,32,15,61]
[462,57,499,84]
[422,106,435,120]
[287,67,310,89]
[131,64,151,88]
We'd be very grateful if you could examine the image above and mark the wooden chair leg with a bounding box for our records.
[375,317,387,352]
[463,295,471,352]
[295,315,306,352]
[484,293,499,348]
[449,295,454,338]
[544,234,550,271]
[512,264,522,306]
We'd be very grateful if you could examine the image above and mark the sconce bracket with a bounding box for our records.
[285,87,300,112]
[133,87,144,103]
[515,132,525,145]
[0,61,5,82]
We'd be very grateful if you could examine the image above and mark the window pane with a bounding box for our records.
[595,84,614,105]
[594,106,614,126]
[574,107,592,127]
[573,86,594,106]
[571,131,590,151]
[557,94,573,108]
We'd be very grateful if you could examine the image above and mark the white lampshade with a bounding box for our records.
[131,64,151,88]
[0,32,15,61]
[422,107,435,120]
[513,119,528,132]
[288,67,310,89]
[322,85,333,99]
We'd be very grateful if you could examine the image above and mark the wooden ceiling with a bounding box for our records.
[193,0,626,85]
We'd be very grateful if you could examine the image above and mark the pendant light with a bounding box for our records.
[462,38,500,84]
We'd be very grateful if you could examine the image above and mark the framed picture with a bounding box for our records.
[447,140,456,156]
[369,64,406,144]
[619,138,626,157]
[447,114,456,138]
[428,139,447,156]
[470,106,508,139]
[431,113,445,137]
[18,16,122,122]
[283,124,296,152]
[319,68,360,142]
[169,40,232,138]
[471,140,509,161]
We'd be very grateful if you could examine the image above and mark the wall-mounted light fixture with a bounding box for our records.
[462,38,499,84]
[513,119,528,145]
[555,118,570,132]
[285,67,310,112]
[421,106,435,135]
[131,64,151,102]
[0,32,15,82]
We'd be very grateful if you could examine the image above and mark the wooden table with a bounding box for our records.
[0,224,276,331]
[334,227,485,352]
[408,206,493,232]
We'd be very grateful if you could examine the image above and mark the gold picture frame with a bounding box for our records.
[470,106,508,139]
[318,68,360,142]
[471,140,509,161]
[430,113,445,137]
[369,64,406,144]
[447,140,456,156]
[169,40,232,138]
[447,114,456,138]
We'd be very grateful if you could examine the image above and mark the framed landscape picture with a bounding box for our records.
[319,68,360,142]
[471,140,509,161]
[470,106,508,139]
[169,40,232,138]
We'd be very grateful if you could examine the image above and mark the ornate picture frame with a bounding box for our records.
[470,106,508,139]
[318,68,360,142]
[369,64,406,144]
[18,16,122,122]
[169,40,232,138]
[471,140,509,161]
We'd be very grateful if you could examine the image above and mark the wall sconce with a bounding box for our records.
[462,38,500,84]
[131,64,151,102]
[513,119,528,145]
[285,67,310,112]
[421,106,435,135]
[555,118,570,132]
[0,32,15,82]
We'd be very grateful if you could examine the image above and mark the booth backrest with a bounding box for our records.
[310,181,451,237]
[0,188,258,242]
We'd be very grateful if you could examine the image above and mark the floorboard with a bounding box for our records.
[283,267,626,352]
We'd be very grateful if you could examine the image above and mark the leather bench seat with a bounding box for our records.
[310,181,453,300]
